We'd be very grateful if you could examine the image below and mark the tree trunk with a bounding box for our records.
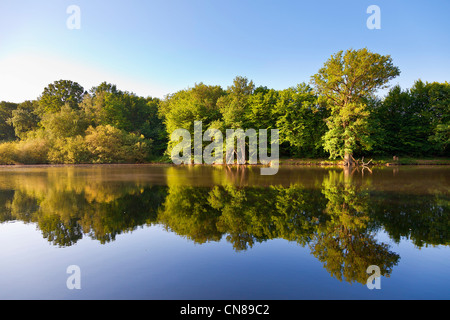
[344,153,353,167]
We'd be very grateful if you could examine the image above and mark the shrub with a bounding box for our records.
[0,142,17,165]
[41,105,89,139]
[48,136,91,164]
[14,138,49,164]
[85,125,151,163]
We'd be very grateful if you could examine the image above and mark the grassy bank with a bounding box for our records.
[1,153,449,167]
[139,156,450,166]
[279,157,450,166]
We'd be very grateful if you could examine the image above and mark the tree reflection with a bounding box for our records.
[370,192,450,247]
[40,216,83,247]
[0,166,448,284]
[0,177,167,246]
[310,170,399,284]
[157,186,222,244]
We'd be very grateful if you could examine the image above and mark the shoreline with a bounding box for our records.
[1,158,449,168]
[278,158,450,166]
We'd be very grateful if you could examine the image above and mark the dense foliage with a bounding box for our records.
[0,49,448,164]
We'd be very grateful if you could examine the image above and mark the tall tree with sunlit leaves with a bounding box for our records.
[311,48,400,166]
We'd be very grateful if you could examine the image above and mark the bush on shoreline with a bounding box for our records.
[0,125,152,165]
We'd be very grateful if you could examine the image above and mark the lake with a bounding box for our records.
[0,164,448,300]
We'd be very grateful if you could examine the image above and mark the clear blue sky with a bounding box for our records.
[0,0,449,102]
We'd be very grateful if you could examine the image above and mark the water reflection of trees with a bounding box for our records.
[0,182,166,247]
[370,192,450,247]
[310,171,399,284]
[0,167,448,284]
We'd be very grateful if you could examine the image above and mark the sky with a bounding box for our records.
[0,0,449,102]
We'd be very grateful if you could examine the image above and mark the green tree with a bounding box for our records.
[80,82,120,127]
[161,82,225,155]
[411,80,450,155]
[41,104,89,139]
[369,85,412,156]
[162,83,225,132]
[102,91,151,133]
[430,123,450,154]
[311,48,400,165]
[246,86,279,131]
[139,97,168,157]
[217,76,255,129]
[371,80,450,156]
[8,100,40,140]
[0,101,18,141]
[275,84,328,157]
[38,80,85,114]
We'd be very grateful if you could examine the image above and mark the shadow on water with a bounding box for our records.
[0,164,448,285]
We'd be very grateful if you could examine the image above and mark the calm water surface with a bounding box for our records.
[0,165,448,300]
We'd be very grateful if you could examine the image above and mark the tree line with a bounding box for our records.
[0,48,448,165]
